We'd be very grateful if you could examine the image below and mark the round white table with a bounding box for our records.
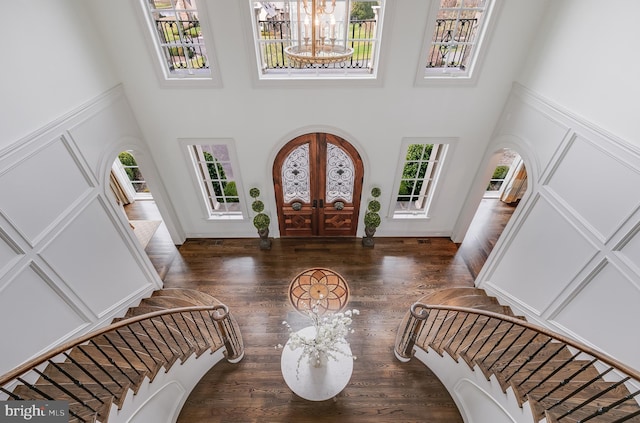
[280,326,353,401]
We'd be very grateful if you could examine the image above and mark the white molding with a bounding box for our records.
[540,131,640,245]
[482,281,543,320]
[0,83,168,374]
[512,83,640,157]
[0,85,126,160]
[613,218,640,278]
[474,192,540,285]
[96,193,164,292]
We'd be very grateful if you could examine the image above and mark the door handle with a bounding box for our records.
[319,199,324,208]
[313,199,317,208]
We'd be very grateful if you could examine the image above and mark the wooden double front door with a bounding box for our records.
[273,133,364,237]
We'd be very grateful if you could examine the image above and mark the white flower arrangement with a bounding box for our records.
[277,303,359,376]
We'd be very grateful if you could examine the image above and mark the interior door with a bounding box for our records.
[273,133,364,237]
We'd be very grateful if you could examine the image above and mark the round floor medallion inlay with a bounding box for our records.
[288,268,349,315]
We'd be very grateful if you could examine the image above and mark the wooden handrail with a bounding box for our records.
[0,304,230,386]
[396,302,640,422]
[408,303,640,382]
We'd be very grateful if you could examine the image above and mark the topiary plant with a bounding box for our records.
[367,199,381,213]
[363,187,382,247]
[252,200,265,213]
[253,213,270,230]
[249,187,272,250]
[249,187,261,198]
[364,211,381,228]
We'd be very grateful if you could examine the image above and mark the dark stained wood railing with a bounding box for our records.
[0,304,243,423]
[395,304,640,423]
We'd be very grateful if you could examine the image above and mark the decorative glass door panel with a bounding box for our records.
[326,143,354,203]
[282,144,311,203]
[274,133,363,237]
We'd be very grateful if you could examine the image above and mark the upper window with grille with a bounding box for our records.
[419,0,497,82]
[140,0,219,85]
[249,1,385,80]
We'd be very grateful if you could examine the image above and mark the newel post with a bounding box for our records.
[394,303,429,362]
[212,305,245,363]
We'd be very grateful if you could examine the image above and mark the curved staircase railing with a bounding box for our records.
[0,304,243,423]
[395,303,640,423]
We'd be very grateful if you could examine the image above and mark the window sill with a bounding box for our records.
[206,214,244,221]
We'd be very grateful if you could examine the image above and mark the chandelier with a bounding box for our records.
[285,0,354,68]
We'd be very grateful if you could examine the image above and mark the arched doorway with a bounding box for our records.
[273,133,364,237]
[458,148,528,279]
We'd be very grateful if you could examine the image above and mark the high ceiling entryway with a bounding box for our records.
[273,133,364,237]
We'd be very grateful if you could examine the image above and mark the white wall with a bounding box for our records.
[0,0,119,147]
[518,0,640,148]
[415,347,535,423]
[0,87,163,376]
[475,1,640,371]
[111,349,226,423]
[478,84,640,370]
[85,0,548,239]
[0,1,163,375]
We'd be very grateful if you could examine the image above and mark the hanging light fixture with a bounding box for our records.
[285,0,354,68]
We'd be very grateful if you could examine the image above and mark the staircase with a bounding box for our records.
[395,287,640,423]
[0,289,244,423]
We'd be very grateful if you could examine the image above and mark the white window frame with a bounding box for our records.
[137,0,221,87]
[415,0,501,86]
[115,151,152,200]
[390,138,450,219]
[484,151,521,199]
[246,0,387,83]
[111,159,137,203]
[182,139,247,220]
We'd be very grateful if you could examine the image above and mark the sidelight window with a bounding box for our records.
[185,141,245,219]
[392,140,448,219]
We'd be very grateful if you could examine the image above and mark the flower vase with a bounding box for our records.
[310,349,328,368]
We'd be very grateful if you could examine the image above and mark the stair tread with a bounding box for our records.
[151,288,222,306]
[13,384,111,422]
[140,297,200,309]
[418,287,491,304]
[410,288,640,423]
[3,288,226,423]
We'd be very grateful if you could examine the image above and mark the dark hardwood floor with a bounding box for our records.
[123,198,515,423]
[456,198,518,279]
[124,199,179,280]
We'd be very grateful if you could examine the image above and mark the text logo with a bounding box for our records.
[1,401,68,422]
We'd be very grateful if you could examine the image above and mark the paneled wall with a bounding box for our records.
[479,84,640,370]
[0,86,162,376]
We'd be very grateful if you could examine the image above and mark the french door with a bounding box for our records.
[273,133,364,237]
